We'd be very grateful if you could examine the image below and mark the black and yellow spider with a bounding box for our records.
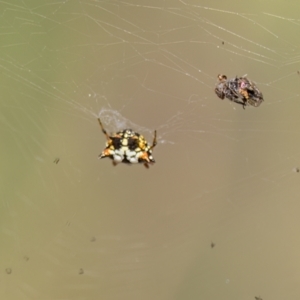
[97,118,157,168]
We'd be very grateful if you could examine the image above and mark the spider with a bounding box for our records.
[215,74,264,108]
[97,118,157,168]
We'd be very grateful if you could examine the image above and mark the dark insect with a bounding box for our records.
[97,118,157,168]
[215,74,264,109]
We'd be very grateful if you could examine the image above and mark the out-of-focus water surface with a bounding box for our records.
[1,1,300,299]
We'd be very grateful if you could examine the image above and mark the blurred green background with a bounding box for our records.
[1,1,300,299]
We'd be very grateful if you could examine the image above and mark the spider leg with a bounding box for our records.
[149,130,157,151]
[97,118,110,141]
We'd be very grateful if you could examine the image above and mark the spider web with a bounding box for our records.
[1,1,300,299]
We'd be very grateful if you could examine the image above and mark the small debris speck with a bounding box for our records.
[5,268,12,274]
[53,158,60,164]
